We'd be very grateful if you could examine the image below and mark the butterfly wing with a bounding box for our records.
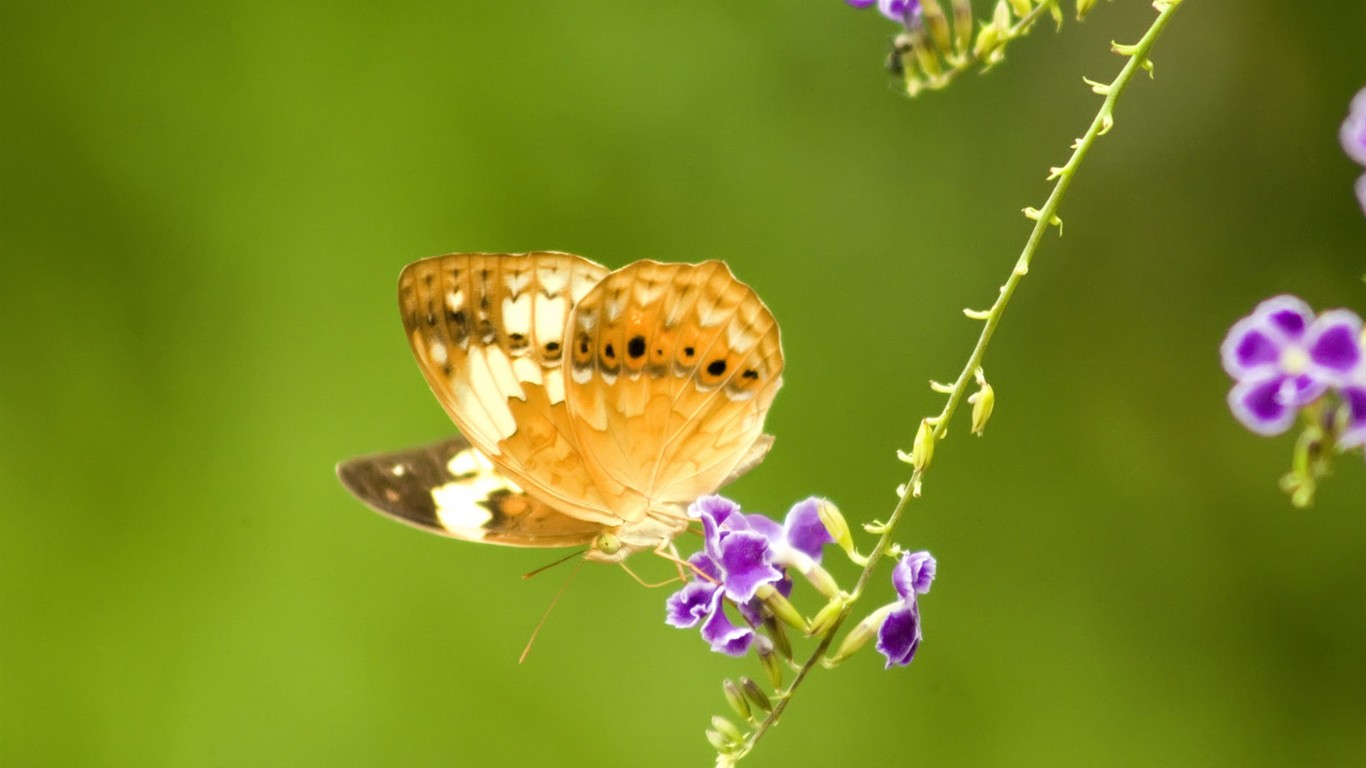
[398,252,622,526]
[563,260,783,522]
[336,436,607,547]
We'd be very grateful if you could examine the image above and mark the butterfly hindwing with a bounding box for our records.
[563,260,784,523]
[335,436,606,547]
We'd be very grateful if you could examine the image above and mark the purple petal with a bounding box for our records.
[1220,297,1314,377]
[745,513,783,542]
[876,602,922,668]
[1339,385,1366,449]
[717,530,783,603]
[877,0,921,25]
[691,495,742,529]
[1306,309,1364,380]
[1221,324,1282,378]
[1228,374,1299,436]
[892,551,937,599]
[666,580,720,629]
[688,551,722,582]
[700,593,754,656]
[783,498,834,561]
[1341,87,1366,167]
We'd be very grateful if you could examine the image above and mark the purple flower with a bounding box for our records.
[1221,296,1363,435]
[1340,383,1366,451]
[876,551,936,668]
[846,0,922,27]
[665,496,835,656]
[1341,87,1366,214]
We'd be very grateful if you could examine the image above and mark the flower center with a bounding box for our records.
[1280,344,1309,374]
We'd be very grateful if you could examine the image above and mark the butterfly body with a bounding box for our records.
[338,252,783,562]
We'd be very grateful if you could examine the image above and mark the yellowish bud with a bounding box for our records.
[755,583,805,631]
[1006,0,1032,18]
[968,382,995,436]
[826,606,895,666]
[1076,0,1097,19]
[911,418,936,472]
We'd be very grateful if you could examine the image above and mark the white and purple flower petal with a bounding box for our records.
[782,498,834,561]
[876,601,923,668]
[666,579,720,629]
[716,530,783,603]
[1304,309,1364,384]
[1227,372,1301,436]
[892,551,937,599]
[1220,295,1314,378]
[699,592,755,656]
[1339,384,1366,450]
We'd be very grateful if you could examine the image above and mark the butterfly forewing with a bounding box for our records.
[563,260,784,523]
[398,252,621,525]
[336,436,606,547]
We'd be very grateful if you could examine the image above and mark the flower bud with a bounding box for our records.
[762,614,792,661]
[968,381,995,436]
[706,727,736,753]
[739,677,773,714]
[951,0,973,52]
[1076,0,1097,19]
[722,679,750,722]
[755,583,805,631]
[921,0,953,55]
[759,643,784,688]
[911,418,936,472]
[711,715,745,745]
[807,595,850,639]
[826,605,896,666]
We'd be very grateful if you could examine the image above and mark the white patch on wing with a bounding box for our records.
[432,479,497,536]
[603,296,623,323]
[538,266,568,298]
[445,290,464,312]
[502,294,532,338]
[696,297,728,328]
[429,341,448,366]
[505,269,532,296]
[465,347,519,439]
[535,295,568,340]
[512,356,543,387]
[484,344,526,403]
[544,370,566,404]
[725,324,757,353]
[449,376,499,453]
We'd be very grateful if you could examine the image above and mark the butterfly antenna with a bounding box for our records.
[519,555,586,665]
[521,548,587,580]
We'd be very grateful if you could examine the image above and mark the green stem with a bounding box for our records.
[727,1,1184,762]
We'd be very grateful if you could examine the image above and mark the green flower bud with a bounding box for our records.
[826,605,896,666]
[711,715,745,745]
[739,678,773,715]
[755,583,805,631]
[969,381,995,436]
[722,679,750,722]
[911,418,936,472]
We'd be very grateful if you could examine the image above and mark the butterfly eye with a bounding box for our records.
[594,531,622,555]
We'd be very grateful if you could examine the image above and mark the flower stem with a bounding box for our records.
[727,1,1184,761]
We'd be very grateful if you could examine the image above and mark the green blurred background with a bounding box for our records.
[3,1,1364,765]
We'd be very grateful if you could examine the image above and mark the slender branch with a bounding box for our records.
[726,1,1184,762]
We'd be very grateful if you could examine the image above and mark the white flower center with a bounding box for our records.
[1280,344,1309,374]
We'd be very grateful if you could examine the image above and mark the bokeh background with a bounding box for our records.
[3,1,1364,766]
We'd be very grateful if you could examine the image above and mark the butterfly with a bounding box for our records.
[337,252,784,563]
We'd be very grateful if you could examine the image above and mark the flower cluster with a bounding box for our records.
[1221,295,1363,437]
[1341,87,1366,214]
[666,496,831,656]
[666,495,938,669]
